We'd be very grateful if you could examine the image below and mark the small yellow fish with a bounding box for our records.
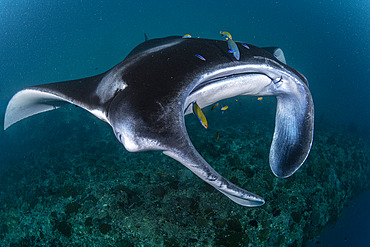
[182,34,192,38]
[216,131,220,141]
[211,103,219,111]
[221,105,229,111]
[235,99,238,102]
[257,97,263,101]
[220,31,232,40]
[192,101,208,129]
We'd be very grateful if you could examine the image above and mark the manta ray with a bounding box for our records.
[4,35,314,207]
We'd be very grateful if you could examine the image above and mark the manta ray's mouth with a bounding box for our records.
[189,72,269,96]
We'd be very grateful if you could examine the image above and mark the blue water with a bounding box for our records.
[307,188,370,247]
[0,0,369,246]
[1,1,369,129]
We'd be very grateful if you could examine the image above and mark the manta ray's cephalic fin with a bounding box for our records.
[164,147,265,206]
[269,82,314,178]
[4,69,128,130]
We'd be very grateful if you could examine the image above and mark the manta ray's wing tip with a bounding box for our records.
[4,89,67,130]
[219,190,265,207]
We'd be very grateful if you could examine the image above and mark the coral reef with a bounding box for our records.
[0,100,369,246]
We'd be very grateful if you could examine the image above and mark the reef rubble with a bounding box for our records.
[0,100,369,246]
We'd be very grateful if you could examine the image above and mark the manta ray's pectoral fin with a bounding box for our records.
[4,89,69,130]
[3,73,118,130]
[269,83,314,178]
[163,138,265,207]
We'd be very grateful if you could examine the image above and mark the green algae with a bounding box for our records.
[84,217,93,227]
[99,223,111,234]
[55,221,72,238]
[65,202,81,214]
[258,228,270,242]
[291,211,302,223]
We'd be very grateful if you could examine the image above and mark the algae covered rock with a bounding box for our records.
[56,221,72,238]
[65,202,81,214]
[99,223,111,234]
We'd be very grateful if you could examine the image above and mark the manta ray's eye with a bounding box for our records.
[117,133,123,142]
[273,76,283,84]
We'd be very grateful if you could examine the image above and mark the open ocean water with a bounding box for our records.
[0,1,369,246]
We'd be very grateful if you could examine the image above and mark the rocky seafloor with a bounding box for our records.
[0,97,369,246]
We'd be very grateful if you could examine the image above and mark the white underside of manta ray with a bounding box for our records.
[4,35,314,207]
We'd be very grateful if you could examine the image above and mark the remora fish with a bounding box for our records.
[4,35,314,207]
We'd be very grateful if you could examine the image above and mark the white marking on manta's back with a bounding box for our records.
[95,39,184,105]
[96,69,127,104]
[125,39,184,67]
[143,39,184,56]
